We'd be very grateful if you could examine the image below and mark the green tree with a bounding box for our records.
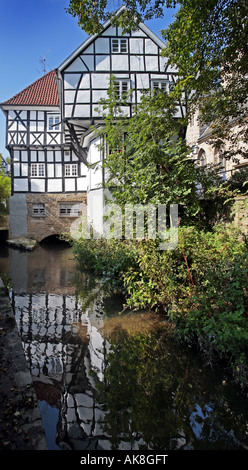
[0,154,11,212]
[162,0,248,160]
[66,0,248,159]
[93,76,220,219]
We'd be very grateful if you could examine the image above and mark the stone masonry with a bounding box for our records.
[26,192,87,242]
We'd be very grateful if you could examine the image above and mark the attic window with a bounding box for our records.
[111,38,128,53]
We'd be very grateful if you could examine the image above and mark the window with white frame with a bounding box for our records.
[31,163,45,177]
[59,203,82,217]
[48,115,60,131]
[65,163,78,176]
[32,203,45,216]
[113,80,130,101]
[151,80,168,93]
[111,38,128,53]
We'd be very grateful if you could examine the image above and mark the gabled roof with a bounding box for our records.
[57,6,166,72]
[2,70,59,107]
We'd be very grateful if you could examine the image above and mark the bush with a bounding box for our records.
[73,237,138,294]
[73,222,248,387]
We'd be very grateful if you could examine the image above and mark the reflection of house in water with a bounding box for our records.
[4,245,114,450]
[4,245,79,295]
[13,290,111,450]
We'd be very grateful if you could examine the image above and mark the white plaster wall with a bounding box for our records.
[101,26,117,36]
[80,162,87,176]
[87,188,104,235]
[130,38,144,54]
[112,54,129,71]
[74,104,91,117]
[145,56,159,71]
[47,164,54,178]
[47,179,62,192]
[95,55,110,71]
[64,74,82,89]
[21,151,28,162]
[66,57,87,73]
[65,178,75,191]
[145,39,158,54]
[55,164,62,178]
[136,73,150,89]
[13,178,28,192]
[77,90,91,103]
[30,179,45,192]
[95,37,110,54]
[77,177,87,191]
[81,55,94,71]
[130,55,144,71]
[21,162,28,176]
[92,73,110,89]
[14,162,20,177]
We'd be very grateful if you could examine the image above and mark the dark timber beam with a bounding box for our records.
[66,121,88,166]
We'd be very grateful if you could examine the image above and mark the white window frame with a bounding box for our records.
[113,80,130,101]
[31,163,45,177]
[151,80,169,93]
[32,203,45,217]
[111,38,128,53]
[65,163,78,177]
[48,114,60,131]
[59,203,82,217]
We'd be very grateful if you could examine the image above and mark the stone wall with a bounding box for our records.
[26,192,87,242]
[234,196,248,235]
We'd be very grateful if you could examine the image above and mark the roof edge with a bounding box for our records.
[1,69,59,107]
[57,7,166,73]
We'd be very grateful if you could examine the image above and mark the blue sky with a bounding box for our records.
[0,0,178,158]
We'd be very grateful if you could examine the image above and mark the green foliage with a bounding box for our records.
[67,1,248,159]
[66,0,177,35]
[73,237,138,294]
[0,154,11,213]
[162,0,248,159]
[98,327,248,449]
[93,76,220,220]
[99,330,194,449]
[73,222,248,387]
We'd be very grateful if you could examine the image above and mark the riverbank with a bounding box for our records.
[0,278,47,450]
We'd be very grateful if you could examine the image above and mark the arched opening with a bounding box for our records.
[39,234,71,246]
[198,148,207,167]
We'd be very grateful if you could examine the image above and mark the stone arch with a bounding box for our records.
[39,234,69,244]
[198,148,207,166]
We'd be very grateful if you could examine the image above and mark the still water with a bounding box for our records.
[0,241,248,451]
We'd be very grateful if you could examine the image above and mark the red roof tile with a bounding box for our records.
[3,70,59,106]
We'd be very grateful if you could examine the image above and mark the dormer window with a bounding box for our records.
[48,115,60,131]
[111,38,128,53]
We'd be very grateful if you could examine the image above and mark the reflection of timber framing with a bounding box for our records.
[12,290,110,449]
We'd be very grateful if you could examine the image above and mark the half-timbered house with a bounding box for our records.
[1,9,183,243]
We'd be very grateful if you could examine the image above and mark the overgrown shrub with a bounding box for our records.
[73,222,248,387]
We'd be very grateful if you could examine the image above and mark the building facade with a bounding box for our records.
[1,14,183,242]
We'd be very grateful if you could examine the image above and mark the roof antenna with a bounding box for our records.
[40,50,51,75]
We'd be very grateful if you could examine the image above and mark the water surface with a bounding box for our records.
[0,242,248,451]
